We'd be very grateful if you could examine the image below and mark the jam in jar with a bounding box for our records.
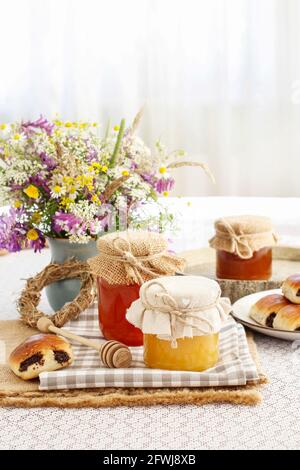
[216,247,272,280]
[126,276,231,372]
[97,278,143,346]
[209,215,277,281]
[88,230,186,348]
[144,333,219,371]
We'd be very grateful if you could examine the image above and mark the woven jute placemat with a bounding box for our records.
[0,319,267,408]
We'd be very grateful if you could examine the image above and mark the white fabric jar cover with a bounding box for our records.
[126,275,232,347]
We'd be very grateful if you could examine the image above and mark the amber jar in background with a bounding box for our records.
[97,278,143,346]
[209,215,278,281]
[126,276,231,372]
[216,247,272,280]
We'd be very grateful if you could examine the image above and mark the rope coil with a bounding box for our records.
[17,259,95,328]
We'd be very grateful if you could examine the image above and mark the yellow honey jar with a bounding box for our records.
[126,276,231,372]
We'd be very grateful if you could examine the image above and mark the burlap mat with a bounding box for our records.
[0,319,267,407]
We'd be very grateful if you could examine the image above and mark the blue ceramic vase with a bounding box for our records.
[45,238,98,311]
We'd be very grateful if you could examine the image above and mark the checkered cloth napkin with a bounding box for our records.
[39,302,259,390]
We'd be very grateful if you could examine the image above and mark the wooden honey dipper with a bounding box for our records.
[36,317,132,368]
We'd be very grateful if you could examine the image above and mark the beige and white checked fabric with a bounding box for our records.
[39,302,259,390]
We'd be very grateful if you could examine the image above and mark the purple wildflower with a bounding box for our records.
[0,208,27,252]
[130,161,138,170]
[155,177,175,193]
[29,230,46,253]
[86,148,98,162]
[39,152,57,171]
[53,212,81,234]
[140,172,156,186]
[28,173,50,194]
[10,183,23,191]
[22,115,54,136]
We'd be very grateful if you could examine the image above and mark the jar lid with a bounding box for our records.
[126,275,231,347]
[87,230,186,285]
[209,215,278,259]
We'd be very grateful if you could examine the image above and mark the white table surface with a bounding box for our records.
[0,197,300,450]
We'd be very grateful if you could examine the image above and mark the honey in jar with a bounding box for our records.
[126,276,231,372]
[143,332,219,371]
[209,215,278,281]
[88,230,186,347]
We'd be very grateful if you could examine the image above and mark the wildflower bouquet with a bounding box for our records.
[0,113,212,252]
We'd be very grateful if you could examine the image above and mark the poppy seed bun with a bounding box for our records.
[9,333,73,380]
[273,304,300,331]
[250,294,290,328]
[282,274,300,304]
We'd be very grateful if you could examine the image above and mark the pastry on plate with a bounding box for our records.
[249,293,290,328]
[273,304,300,331]
[282,274,300,304]
[9,333,73,380]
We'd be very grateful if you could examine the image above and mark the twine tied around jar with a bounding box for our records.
[212,218,278,259]
[141,280,220,348]
[103,237,167,285]
[88,230,186,286]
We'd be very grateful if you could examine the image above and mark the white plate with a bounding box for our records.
[232,289,300,341]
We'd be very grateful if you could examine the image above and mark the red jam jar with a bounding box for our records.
[97,278,143,346]
[209,215,278,281]
[87,230,186,347]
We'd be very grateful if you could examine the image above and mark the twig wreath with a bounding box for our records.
[17,259,96,328]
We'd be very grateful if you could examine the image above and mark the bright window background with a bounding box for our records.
[1,0,300,197]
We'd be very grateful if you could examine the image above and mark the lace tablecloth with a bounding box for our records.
[0,197,299,450]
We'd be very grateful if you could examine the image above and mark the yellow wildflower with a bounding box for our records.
[101,165,108,173]
[92,162,101,169]
[76,175,93,190]
[65,121,73,128]
[14,200,22,209]
[53,185,62,194]
[24,185,39,199]
[92,122,98,127]
[31,212,41,223]
[163,191,169,197]
[3,146,10,159]
[13,133,21,141]
[113,125,119,131]
[122,170,130,177]
[62,176,73,184]
[69,186,76,194]
[26,229,39,241]
[0,124,7,130]
[91,194,101,204]
[79,122,88,129]
[54,119,62,126]
[60,197,72,207]
[159,167,167,174]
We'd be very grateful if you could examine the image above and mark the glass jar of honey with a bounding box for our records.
[209,215,278,281]
[126,276,231,372]
[88,230,186,347]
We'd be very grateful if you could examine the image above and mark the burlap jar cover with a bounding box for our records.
[209,215,278,260]
[126,275,232,347]
[87,230,186,285]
